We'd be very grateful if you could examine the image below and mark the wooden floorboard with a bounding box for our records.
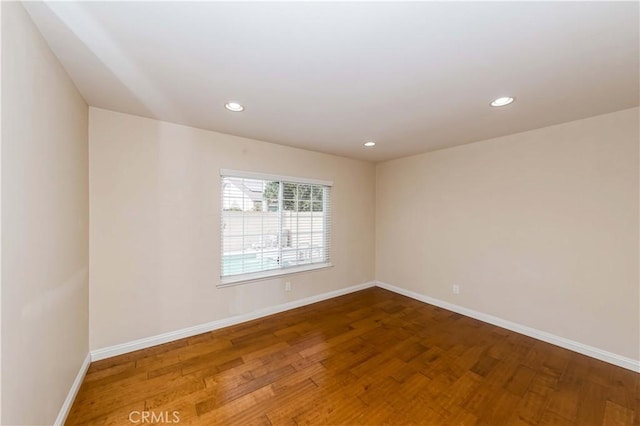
[66,288,639,425]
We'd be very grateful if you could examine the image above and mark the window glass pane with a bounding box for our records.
[297,219,312,234]
[312,186,323,200]
[222,236,243,255]
[263,181,279,209]
[221,173,330,281]
[221,215,243,237]
[223,197,245,211]
[296,233,312,246]
[298,184,311,200]
[297,200,311,212]
[280,249,297,268]
[283,182,297,200]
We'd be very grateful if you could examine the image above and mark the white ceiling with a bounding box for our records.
[24,1,639,162]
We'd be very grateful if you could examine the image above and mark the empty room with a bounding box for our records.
[1,1,639,425]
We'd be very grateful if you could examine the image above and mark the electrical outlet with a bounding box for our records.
[452,285,460,294]
[285,281,292,292]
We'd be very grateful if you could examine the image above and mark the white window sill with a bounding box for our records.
[218,262,333,287]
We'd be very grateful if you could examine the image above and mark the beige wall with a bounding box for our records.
[0,2,636,420]
[1,3,89,425]
[89,107,375,350]
[376,107,639,360]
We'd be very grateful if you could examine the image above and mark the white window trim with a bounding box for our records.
[219,169,332,287]
[219,262,333,287]
[220,169,333,187]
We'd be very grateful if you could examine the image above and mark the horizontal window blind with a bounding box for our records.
[220,172,332,284]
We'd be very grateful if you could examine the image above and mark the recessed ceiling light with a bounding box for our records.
[490,97,515,107]
[225,102,244,112]
[363,141,376,147]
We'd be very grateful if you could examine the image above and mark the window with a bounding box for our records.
[220,169,332,285]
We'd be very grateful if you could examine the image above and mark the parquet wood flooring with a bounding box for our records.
[66,288,639,425]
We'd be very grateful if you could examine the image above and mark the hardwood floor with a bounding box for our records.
[67,288,639,425]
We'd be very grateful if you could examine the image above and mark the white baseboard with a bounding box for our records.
[89,279,639,373]
[375,281,640,373]
[55,352,91,426]
[91,281,376,361]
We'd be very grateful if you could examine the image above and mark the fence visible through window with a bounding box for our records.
[220,171,332,284]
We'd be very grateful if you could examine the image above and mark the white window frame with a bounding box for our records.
[219,169,333,286]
